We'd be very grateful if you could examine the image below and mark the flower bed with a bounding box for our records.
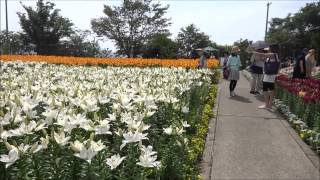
[275,75,320,154]
[279,66,320,77]
[0,60,218,179]
[0,55,219,69]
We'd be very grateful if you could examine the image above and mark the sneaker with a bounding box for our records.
[250,90,256,94]
[258,105,267,109]
[254,91,261,95]
[266,105,272,110]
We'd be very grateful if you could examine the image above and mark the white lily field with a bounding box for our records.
[0,61,218,179]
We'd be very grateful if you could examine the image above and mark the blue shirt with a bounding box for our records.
[227,55,242,70]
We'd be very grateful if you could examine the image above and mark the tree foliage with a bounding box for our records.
[91,0,170,57]
[176,24,212,58]
[267,2,320,61]
[233,39,252,69]
[142,33,178,59]
[17,0,74,55]
[0,31,34,54]
[58,30,107,57]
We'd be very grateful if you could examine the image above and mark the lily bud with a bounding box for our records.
[30,142,41,153]
[90,133,95,141]
[70,143,80,153]
[5,142,13,151]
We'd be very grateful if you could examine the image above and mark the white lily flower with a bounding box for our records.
[181,121,190,128]
[90,140,106,152]
[105,154,126,170]
[76,147,97,164]
[139,123,151,132]
[107,113,117,121]
[95,120,112,135]
[163,126,173,135]
[140,145,157,157]
[120,131,148,150]
[42,108,59,124]
[137,154,160,168]
[30,141,44,154]
[25,110,38,119]
[21,96,38,112]
[0,148,19,168]
[176,127,185,135]
[72,140,105,163]
[40,135,50,150]
[70,140,84,152]
[0,112,11,125]
[145,110,155,117]
[14,113,23,123]
[98,96,110,104]
[54,131,71,146]
[181,106,189,114]
[124,118,141,131]
[81,98,100,112]
[79,120,95,132]
[35,121,47,131]
[9,121,37,137]
[0,130,11,141]
[17,143,30,154]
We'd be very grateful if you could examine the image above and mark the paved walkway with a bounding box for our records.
[201,73,320,180]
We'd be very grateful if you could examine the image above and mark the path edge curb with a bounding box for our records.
[199,77,221,180]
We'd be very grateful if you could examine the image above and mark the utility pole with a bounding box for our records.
[265,2,271,41]
[5,0,8,34]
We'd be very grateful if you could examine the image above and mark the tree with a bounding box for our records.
[267,2,320,61]
[176,24,212,58]
[58,30,101,57]
[91,0,170,57]
[233,39,252,69]
[17,0,74,55]
[142,33,178,59]
[0,31,32,54]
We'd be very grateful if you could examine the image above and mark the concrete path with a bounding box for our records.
[201,73,320,180]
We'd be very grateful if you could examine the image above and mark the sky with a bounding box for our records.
[0,0,318,51]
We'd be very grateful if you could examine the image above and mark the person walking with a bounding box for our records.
[222,52,230,79]
[305,49,316,78]
[249,48,264,95]
[227,46,241,97]
[198,51,208,68]
[248,44,280,109]
[292,48,308,79]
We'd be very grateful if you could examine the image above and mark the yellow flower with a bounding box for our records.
[298,91,306,97]
[299,133,305,139]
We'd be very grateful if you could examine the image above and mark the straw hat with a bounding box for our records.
[231,46,240,53]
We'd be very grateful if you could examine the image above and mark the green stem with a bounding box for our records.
[88,163,92,180]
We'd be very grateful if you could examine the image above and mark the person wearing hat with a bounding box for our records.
[248,44,280,109]
[227,46,242,97]
[198,50,209,68]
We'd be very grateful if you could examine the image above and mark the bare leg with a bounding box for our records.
[268,90,275,108]
[251,73,257,91]
[264,91,269,106]
[259,91,269,108]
